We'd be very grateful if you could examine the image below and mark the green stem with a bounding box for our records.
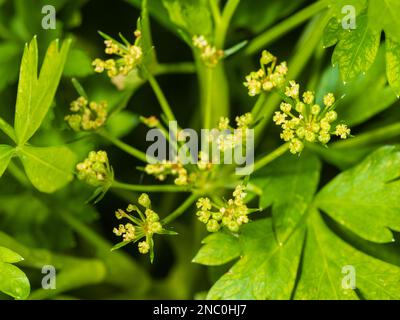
[203,68,214,128]
[245,0,328,55]
[98,130,150,163]
[333,123,400,149]
[155,62,196,75]
[147,72,176,122]
[162,193,199,225]
[208,0,221,24]
[215,0,241,48]
[252,143,289,172]
[112,181,190,193]
[0,117,16,142]
[251,93,267,119]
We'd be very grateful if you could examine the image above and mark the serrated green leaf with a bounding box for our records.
[316,146,400,243]
[332,13,380,82]
[295,210,400,300]
[0,246,23,263]
[326,0,367,17]
[14,37,71,145]
[252,152,320,244]
[0,145,14,177]
[18,145,76,193]
[323,18,340,48]
[368,0,400,42]
[206,219,305,300]
[192,232,240,266]
[386,37,400,97]
[317,51,397,127]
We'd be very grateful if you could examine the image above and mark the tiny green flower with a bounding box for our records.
[244,51,288,96]
[76,151,112,187]
[93,30,143,78]
[196,185,256,233]
[138,193,151,208]
[192,35,224,67]
[112,193,177,262]
[65,96,107,132]
[273,86,351,154]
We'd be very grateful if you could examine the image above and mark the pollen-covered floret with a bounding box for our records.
[140,116,160,128]
[213,113,253,152]
[112,193,175,261]
[273,87,351,154]
[93,30,143,78]
[65,96,107,132]
[76,151,112,186]
[244,50,288,96]
[196,185,256,233]
[192,35,224,68]
[145,160,189,186]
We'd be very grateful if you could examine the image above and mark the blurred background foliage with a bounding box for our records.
[0,0,399,299]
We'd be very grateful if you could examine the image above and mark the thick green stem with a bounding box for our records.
[209,0,221,24]
[245,0,328,55]
[203,68,214,128]
[215,0,241,48]
[252,143,289,172]
[112,181,190,193]
[147,73,176,122]
[333,123,400,149]
[155,62,196,75]
[251,93,267,119]
[162,194,199,225]
[98,130,150,163]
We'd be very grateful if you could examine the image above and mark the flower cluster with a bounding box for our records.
[145,160,190,186]
[140,116,160,128]
[92,30,143,78]
[244,50,288,96]
[273,84,351,154]
[196,185,255,233]
[76,151,112,187]
[192,35,224,68]
[112,193,176,261]
[209,113,254,152]
[65,96,107,132]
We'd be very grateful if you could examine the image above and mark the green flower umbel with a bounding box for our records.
[76,151,113,187]
[196,185,258,233]
[65,96,107,132]
[273,84,351,154]
[112,193,177,262]
[244,50,288,96]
